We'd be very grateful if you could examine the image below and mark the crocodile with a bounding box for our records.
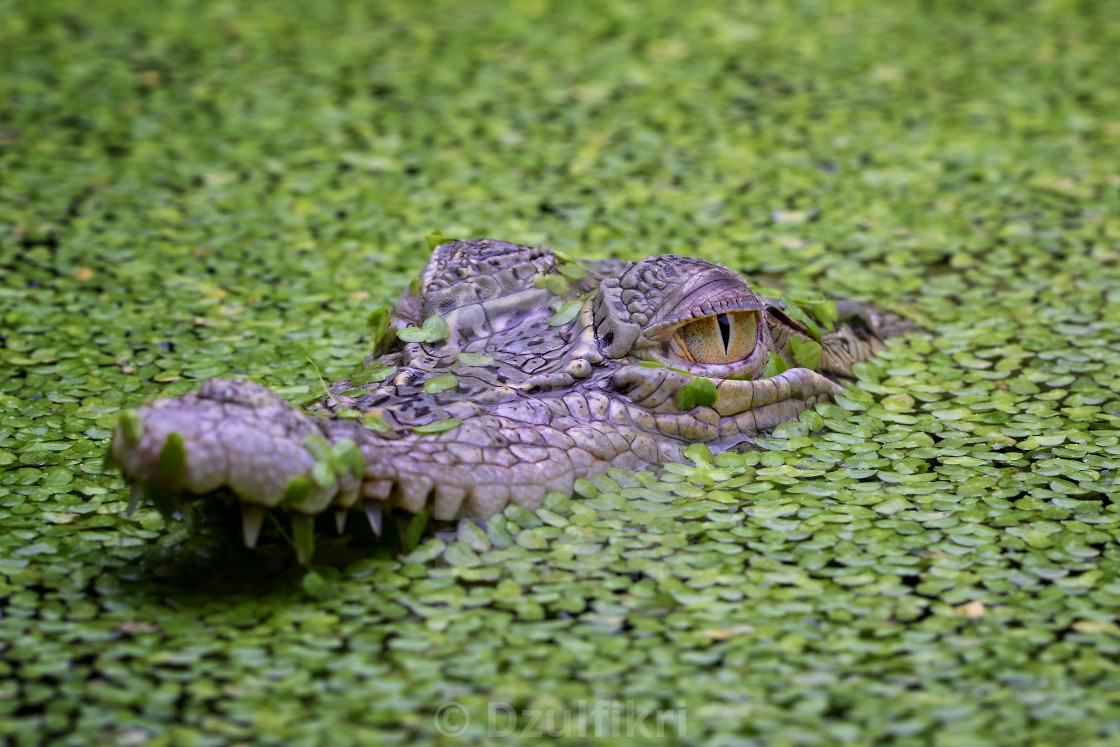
[109,238,910,557]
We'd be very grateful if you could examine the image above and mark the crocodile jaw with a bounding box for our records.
[111,366,842,530]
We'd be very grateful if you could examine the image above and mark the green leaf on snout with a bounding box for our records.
[423,374,458,394]
[304,434,362,484]
[425,231,454,250]
[362,413,391,434]
[365,306,394,354]
[533,273,570,295]
[120,409,144,446]
[790,336,823,370]
[402,509,430,552]
[639,360,691,375]
[311,461,336,488]
[331,438,364,478]
[158,431,185,478]
[786,297,838,331]
[351,365,396,386]
[412,418,462,435]
[398,314,450,343]
[779,295,823,340]
[557,262,586,280]
[422,314,450,340]
[763,352,790,378]
[549,299,584,327]
[675,377,718,411]
[366,306,391,332]
[283,475,311,505]
[305,434,334,464]
[810,300,839,331]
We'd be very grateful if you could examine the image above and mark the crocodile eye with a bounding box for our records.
[671,311,758,365]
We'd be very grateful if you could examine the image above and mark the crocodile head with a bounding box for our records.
[109,238,902,550]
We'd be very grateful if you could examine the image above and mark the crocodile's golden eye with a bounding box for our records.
[671,311,758,365]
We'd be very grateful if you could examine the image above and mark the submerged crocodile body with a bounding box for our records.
[110,239,906,553]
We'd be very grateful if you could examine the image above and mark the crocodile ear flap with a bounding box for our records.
[593,278,643,358]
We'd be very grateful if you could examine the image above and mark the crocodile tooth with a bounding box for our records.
[363,479,392,500]
[397,476,433,513]
[363,499,383,536]
[432,484,467,521]
[291,513,313,566]
[334,509,347,535]
[241,504,266,548]
[126,484,143,517]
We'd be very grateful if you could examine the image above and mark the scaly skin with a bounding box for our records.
[109,239,910,551]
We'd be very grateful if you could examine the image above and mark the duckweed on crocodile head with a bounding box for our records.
[2,0,1120,743]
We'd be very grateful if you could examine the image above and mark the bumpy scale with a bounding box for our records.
[109,239,911,554]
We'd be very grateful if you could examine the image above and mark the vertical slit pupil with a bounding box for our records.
[716,313,732,352]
